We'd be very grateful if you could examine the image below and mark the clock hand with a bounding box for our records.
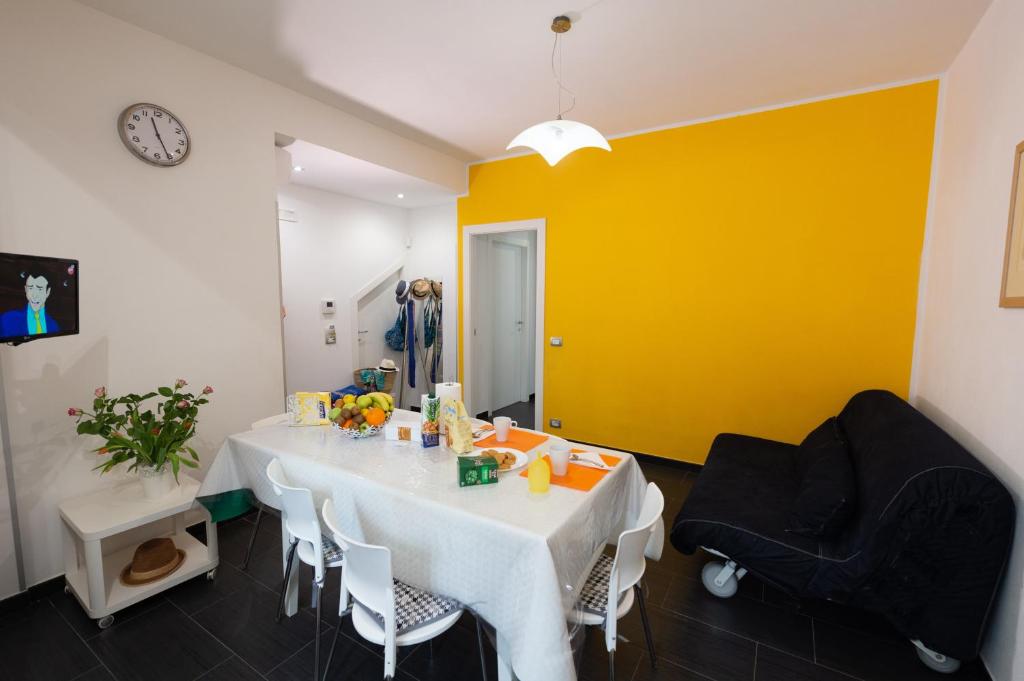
[151,117,171,158]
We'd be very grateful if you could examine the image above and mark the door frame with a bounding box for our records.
[462,218,545,429]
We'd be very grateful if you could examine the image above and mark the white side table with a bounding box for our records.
[58,473,218,628]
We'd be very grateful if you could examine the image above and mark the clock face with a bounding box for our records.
[117,103,190,167]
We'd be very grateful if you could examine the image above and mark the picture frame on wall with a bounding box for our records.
[1000,141,1024,307]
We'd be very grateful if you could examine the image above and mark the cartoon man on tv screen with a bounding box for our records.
[1,270,59,337]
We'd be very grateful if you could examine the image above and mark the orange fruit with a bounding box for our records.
[365,408,386,427]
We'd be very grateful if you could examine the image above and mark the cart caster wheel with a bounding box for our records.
[915,646,960,674]
[97,615,114,630]
[206,569,217,581]
[63,585,70,595]
[702,561,739,598]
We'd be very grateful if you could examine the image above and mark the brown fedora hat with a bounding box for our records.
[120,538,186,586]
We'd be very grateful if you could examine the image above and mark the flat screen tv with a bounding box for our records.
[0,252,79,345]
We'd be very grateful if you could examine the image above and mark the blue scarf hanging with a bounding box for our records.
[405,299,416,388]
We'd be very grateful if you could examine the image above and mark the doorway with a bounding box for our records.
[462,219,545,430]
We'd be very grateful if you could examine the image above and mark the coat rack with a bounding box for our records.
[393,278,443,407]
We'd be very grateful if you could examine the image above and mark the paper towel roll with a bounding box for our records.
[435,382,462,434]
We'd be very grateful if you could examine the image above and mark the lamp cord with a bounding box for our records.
[551,33,576,120]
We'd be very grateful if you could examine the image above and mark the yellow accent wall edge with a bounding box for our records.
[458,81,939,464]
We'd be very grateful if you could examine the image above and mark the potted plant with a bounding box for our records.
[69,379,214,499]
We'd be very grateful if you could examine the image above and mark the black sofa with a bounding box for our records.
[671,390,1014,673]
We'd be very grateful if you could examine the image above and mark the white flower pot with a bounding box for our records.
[138,465,175,499]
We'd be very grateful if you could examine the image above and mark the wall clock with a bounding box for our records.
[117,102,190,167]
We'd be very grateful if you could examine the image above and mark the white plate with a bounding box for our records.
[472,446,528,474]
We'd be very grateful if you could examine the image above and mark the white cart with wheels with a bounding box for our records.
[58,474,218,629]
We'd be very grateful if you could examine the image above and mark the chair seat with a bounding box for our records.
[295,533,345,568]
[577,554,634,621]
[351,579,463,646]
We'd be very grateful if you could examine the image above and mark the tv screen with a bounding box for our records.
[0,252,79,344]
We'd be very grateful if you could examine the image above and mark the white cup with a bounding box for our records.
[549,439,571,476]
[493,416,517,442]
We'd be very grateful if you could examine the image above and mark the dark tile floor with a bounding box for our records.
[0,458,993,681]
[490,396,535,430]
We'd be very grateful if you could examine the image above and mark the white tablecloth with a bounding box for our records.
[198,411,652,681]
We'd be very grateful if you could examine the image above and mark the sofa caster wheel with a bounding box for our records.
[206,568,217,581]
[97,615,114,630]
[914,642,960,674]
[702,561,738,598]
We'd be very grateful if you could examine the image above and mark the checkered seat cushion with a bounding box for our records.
[321,535,345,564]
[363,579,462,634]
[578,554,622,615]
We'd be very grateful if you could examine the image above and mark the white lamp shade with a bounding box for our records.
[506,119,611,166]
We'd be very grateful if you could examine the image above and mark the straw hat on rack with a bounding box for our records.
[431,280,442,300]
[411,279,432,300]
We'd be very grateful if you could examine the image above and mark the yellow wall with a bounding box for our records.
[458,82,938,464]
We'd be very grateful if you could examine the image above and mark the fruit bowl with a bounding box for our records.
[330,392,395,439]
[332,409,393,438]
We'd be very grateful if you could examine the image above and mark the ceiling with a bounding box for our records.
[79,0,990,161]
[284,139,457,208]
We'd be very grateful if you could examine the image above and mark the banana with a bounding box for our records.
[368,392,392,412]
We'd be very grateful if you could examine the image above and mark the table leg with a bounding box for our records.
[496,631,516,681]
[205,515,219,564]
[281,514,299,616]
[83,539,106,613]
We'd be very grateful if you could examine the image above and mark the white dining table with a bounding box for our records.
[197,410,654,681]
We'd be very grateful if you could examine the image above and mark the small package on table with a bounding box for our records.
[458,455,499,487]
[385,420,422,442]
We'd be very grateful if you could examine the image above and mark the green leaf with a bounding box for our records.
[158,387,173,397]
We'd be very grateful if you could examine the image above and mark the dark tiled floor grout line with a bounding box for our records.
[752,642,758,681]
[163,595,272,681]
[68,663,104,681]
[811,617,817,663]
[192,656,242,681]
[49,598,119,681]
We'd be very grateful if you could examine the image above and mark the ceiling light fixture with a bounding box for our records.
[397,193,405,199]
[293,165,304,172]
[507,15,610,166]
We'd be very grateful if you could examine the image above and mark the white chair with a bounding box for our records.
[577,482,664,681]
[320,498,489,681]
[266,459,345,681]
[240,413,290,570]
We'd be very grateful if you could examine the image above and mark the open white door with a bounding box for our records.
[490,240,527,411]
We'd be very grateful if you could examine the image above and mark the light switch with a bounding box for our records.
[549,418,562,429]
[550,337,563,347]
[325,324,336,344]
[321,299,336,314]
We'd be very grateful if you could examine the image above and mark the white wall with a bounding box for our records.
[277,184,409,395]
[910,0,1024,678]
[0,0,464,589]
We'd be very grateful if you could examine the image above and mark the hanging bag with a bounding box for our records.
[384,305,406,351]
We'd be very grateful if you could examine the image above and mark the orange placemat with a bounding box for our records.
[519,451,622,492]
[476,428,549,452]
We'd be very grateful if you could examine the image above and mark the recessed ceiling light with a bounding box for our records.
[293,165,304,172]
[397,193,405,199]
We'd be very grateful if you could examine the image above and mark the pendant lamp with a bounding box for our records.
[507,15,610,166]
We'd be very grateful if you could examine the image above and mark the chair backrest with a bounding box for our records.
[252,412,289,430]
[321,499,394,620]
[266,459,322,551]
[612,482,665,594]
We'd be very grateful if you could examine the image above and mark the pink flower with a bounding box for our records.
[202,385,214,395]
[176,400,189,410]
[94,386,106,398]
[174,378,187,389]
[68,407,82,417]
